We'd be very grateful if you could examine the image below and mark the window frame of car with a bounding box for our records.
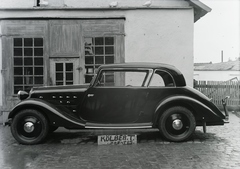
[91,68,153,88]
[147,69,176,88]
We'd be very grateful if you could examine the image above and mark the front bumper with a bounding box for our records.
[4,118,12,126]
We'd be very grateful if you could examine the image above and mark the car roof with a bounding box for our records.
[98,62,186,86]
[99,62,181,74]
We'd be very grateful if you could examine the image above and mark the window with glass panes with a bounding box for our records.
[13,38,44,94]
[84,37,115,83]
[55,62,74,85]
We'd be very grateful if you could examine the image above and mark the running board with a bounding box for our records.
[85,122,153,129]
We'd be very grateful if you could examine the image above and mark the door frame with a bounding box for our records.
[49,58,81,85]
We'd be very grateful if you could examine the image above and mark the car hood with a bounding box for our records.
[30,84,89,94]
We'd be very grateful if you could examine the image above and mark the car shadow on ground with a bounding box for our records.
[45,128,223,144]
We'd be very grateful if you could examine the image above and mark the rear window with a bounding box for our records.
[149,70,175,87]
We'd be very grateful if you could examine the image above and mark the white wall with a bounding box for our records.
[0,22,2,106]
[125,9,194,86]
[194,71,240,81]
[0,0,189,8]
[0,0,35,8]
[64,0,189,8]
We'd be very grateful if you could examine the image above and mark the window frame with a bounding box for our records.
[12,37,45,94]
[55,62,74,86]
[148,69,176,88]
[92,68,152,88]
[84,36,116,84]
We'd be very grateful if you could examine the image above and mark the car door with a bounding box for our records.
[80,69,150,124]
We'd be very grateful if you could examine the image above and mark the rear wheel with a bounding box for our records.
[11,109,49,145]
[159,106,196,142]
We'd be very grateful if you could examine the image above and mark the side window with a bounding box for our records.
[13,37,44,94]
[149,70,174,87]
[96,70,147,87]
[84,37,115,83]
[149,73,165,87]
[55,62,74,85]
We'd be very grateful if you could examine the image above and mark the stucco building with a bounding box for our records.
[0,0,210,111]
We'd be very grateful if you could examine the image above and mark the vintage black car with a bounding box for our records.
[7,63,229,144]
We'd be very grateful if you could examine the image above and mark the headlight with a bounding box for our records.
[17,91,29,100]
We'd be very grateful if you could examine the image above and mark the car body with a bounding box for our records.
[7,63,229,144]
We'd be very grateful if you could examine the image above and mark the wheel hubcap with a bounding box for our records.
[172,119,183,130]
[23,122,35,133]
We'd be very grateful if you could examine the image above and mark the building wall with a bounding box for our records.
[194,71,240,81]
[0,8,194,85]
[0,23,2,106]
[64,0,189,8]
[125,9,194,87]
[0,0,194,109]
[0,0,189,8]
[0,0,35,8]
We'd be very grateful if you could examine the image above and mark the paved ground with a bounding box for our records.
[0,112,240,169]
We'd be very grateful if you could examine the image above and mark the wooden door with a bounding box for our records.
[50,58,80,85]
[49,20,84,84]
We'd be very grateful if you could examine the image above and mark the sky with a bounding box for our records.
[194,0,239,63]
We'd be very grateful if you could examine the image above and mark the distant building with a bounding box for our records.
[194,60,240,81]
[0,0,211,110]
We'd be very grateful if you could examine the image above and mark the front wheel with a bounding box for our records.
[158,106,196,142]
[11,109,49,145]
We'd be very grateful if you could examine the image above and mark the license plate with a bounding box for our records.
[98,134,137,145]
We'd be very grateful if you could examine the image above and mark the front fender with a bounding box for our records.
[153,95,224,126]
[8,98,85,128]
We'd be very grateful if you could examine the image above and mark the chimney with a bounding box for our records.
[221,50,223,62]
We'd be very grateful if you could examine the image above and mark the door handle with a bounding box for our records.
[87,94,94,97]
[139,111,146,116]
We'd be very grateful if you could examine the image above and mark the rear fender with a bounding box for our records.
[153,96,224,126]
[8,99,85,128]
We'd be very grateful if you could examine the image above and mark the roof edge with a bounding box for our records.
[186,0,212,22]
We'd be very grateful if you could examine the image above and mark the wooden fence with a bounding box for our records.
[194,80,240,108]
